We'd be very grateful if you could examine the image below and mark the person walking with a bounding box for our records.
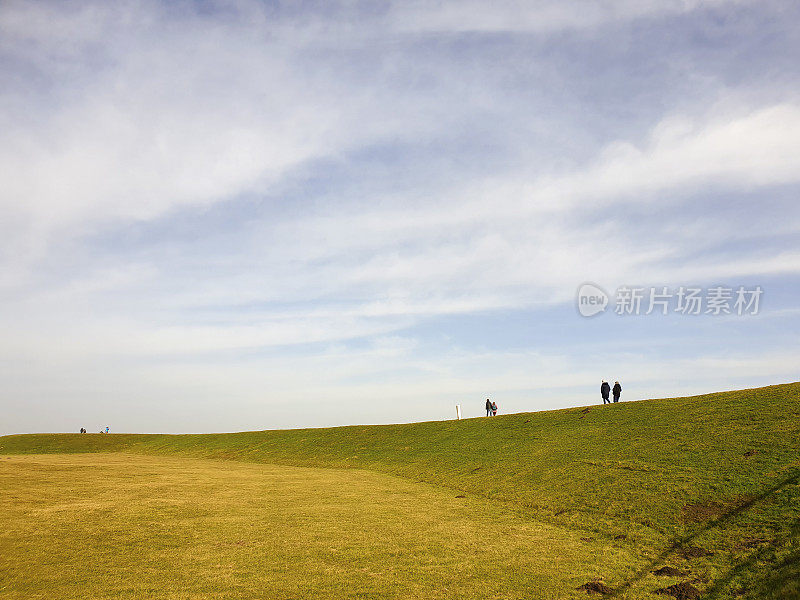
[485,398,492,417]
[600,380,611,404]
[612,382,622,403]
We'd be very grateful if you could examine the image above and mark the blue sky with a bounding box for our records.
[1,0,799,434]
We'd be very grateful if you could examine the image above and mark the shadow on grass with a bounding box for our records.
[608,469,800,598]
[701,518,800,600]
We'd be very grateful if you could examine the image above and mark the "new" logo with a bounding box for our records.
[576,283,609,317]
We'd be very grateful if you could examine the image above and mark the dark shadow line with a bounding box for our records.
[607,468,800,598]
[700,518,800,600]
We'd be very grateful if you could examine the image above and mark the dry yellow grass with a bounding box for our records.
[0,454,633,600]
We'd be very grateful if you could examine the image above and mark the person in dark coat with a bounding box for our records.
[612,381,622,403]
[485,398,492,416]
[600,381,611,404]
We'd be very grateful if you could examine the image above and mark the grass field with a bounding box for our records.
[2,382,799,599]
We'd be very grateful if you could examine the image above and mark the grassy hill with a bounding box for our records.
[2,382,799,599]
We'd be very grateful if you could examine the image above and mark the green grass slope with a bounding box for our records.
[3,382,800,598]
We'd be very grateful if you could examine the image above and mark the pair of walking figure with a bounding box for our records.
[485,399,498,416]
[600,381,622,404]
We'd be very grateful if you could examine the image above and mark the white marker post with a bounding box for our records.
[455,404,462,420]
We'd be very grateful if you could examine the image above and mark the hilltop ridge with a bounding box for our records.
[2,382,799,598]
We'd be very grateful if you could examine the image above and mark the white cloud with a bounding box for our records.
[1,0,798,434]
[4,100,799,357]
[387,0,750,34]
[249,103,800,306]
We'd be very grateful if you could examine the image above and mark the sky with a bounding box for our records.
[1,0,799,434]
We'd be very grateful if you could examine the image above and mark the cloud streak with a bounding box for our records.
[1,0,798,433]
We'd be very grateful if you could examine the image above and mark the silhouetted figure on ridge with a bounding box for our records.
[600,381,611,404]
[612,382,622,403]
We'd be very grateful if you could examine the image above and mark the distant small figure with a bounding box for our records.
[485,398,492,417]
[491,401,498,416]
[79,428,86,434]
[600,380,611,404]
[105,426,109,434]
[612,382,622,403]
